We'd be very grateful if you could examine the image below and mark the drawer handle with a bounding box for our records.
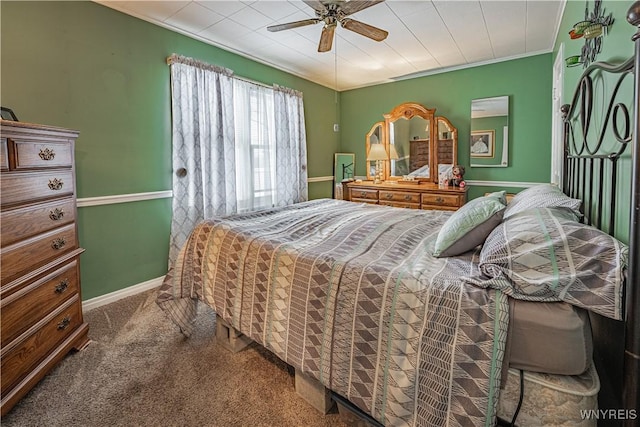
[385,193,393,200]
[435,197,444,204]
[55,279,69,294]
[48,178,64,191]
[39,147,56,161]
[360,191,367,197]
[49,208,65,221]
[404,195,411,201]
[52,237,66,250]
[57,316,71,330]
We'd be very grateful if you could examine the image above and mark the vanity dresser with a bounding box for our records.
[346,101,466,211]
[343,181,467,211]
[0,120,89,415]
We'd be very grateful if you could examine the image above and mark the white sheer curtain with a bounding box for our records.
[167,55,236,263]
[234,79,276,212]
[273,85,308,206]
[167,56,309,263]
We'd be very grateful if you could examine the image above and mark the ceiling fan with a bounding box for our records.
[267,0,388,53]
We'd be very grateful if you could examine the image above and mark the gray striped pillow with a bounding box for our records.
[503,184,581,219]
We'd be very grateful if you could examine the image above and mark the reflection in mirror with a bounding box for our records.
[470,96,509,167]
[366,122,385,180]
[390,117,430,178]
[436,117,458,177]
[384,103,436,181]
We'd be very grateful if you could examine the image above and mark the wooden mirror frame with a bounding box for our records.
[383,102,436,182]
[378,102,457,183]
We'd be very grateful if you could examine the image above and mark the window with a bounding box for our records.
[234,80,276,212]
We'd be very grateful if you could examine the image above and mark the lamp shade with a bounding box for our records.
[388,144,399,160]
[367,144,388,161]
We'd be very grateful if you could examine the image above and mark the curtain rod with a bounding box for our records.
[166,54,232,76]
[233,74,272,89]
[167,53,271,89]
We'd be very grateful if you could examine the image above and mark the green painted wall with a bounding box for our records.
[339,54,553,200]
[0,1,338,299]
[556,0,635,101]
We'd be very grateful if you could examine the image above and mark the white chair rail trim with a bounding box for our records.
[78,177,335,208]
[465,180,544,188]
[77,190,173,208]
[308,176,334,183]
[76,180,541,208]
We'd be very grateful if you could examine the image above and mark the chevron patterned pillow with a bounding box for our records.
[479,207,627,321]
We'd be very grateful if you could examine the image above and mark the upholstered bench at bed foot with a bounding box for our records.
[215,315,252,353]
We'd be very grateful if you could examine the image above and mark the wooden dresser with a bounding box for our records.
[343,181,467,211]
[409,139,429,172]
[0,120,89,416]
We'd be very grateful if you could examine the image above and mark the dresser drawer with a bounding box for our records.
[379,201,420,209]
[1,295,82,395]
[421,193,462,208]
[12,139,73,169]
[1,224,77,284]
[350,188,378,200]
[1,260,79,348]
[379,191,420,204]
[413,146,429,155]
[1,169,74,207]
[1,198,76,246]
[0,138,8,171]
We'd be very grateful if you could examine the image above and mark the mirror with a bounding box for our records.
[470,96,509,167]
[436,116,458,179]
[384,103,436,180]
[366,122,385,180]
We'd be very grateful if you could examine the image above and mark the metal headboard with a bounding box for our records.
[561,3,639,423]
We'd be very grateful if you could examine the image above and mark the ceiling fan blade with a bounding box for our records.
[340,18,388,41]
[318,24,336,52]
[340,0,385,16]
[303,0,329,13]
[267,18,321,32]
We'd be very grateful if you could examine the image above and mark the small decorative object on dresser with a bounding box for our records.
[449,164,465,187]
[0,120,89,416]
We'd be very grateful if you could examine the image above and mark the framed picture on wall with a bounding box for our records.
[470,130,494,158]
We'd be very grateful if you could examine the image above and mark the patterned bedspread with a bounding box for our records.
[157,199,509,427]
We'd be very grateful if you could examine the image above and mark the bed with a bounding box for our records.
[157,7,639,426]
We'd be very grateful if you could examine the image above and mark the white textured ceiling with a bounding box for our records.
[97,0,565,90]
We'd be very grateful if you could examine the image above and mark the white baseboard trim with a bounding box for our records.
[77,190,173,208]
[466,180,546,188]
[83,275,165,312]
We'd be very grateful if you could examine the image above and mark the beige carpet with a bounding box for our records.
[2,289,349,427]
